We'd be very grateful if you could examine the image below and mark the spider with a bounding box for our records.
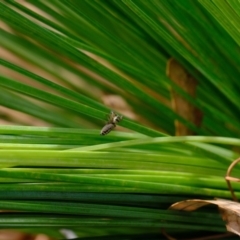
[100,111,123,135]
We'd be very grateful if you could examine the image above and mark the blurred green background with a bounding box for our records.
[0,1,240,239]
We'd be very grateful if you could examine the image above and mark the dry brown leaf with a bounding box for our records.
[170,198,240,236]
[166,58,203,136]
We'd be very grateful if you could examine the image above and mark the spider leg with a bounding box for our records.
[105,111,115,123]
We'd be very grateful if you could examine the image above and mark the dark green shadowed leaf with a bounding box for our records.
[1,1,240,239]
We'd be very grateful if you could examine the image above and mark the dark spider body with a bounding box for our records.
[100,111,123,135]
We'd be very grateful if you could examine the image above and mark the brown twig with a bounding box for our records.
[225,157,240,202]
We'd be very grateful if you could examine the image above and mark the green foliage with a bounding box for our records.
[0,0,240,239]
